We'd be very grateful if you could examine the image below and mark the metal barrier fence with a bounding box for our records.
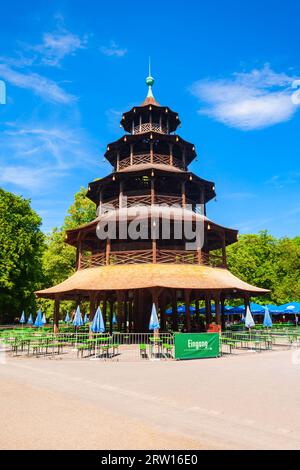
[0,331,174,362]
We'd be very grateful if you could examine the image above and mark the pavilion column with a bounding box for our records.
[106,237,111,265]
[195,293,200,329]
[139,115,142,133]
[102,293,107,326]
[119,180,124,209]
[244,294,250,318]
[116,291,123,331]
[109,298,115,334]
[184,289,192,332]
[159,291,166,332]
[99,190,103,216]
[221,295,226,331]
[130,144,134,165]
[214,292,221,326]
[159,115,162,133]
[116,151,120,171]
[169,143,173,166]
[89,292,97,322]
[151,177,155,205]
[150,142,154,164]
[171,290,178,332]
[53,296,60,334]
[205,294,211,330]
[181,181,186,208]
[128,297,133,333]
[123,298,128,333]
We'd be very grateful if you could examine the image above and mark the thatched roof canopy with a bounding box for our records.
[36,264,269,300]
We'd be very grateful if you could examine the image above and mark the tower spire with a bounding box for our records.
[141,58,160,106]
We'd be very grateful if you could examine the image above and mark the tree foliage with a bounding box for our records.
[227,231,300,304]
[0,188,45,322]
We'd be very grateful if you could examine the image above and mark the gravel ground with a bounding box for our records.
[1,348,300,450]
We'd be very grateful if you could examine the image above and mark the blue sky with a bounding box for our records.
[0,0,300,237]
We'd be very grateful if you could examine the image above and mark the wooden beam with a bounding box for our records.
[53,296,60,334]
[184,289,192,332]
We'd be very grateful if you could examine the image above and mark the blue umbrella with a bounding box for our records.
[245,306,255,328]
[83,313,89,324]
[228,303,265,315]
[27,313,33,325]
[73,306,83,328]
[266,304,282,315]
[279,302,300,314]
[263,306,273,328]
[64,311,70,323]
[112,312,117,325]
[34,309,44,328]
[149,303,160,330]
[91,306,105,333]
[165,305,196,315]
[20,311,26,324]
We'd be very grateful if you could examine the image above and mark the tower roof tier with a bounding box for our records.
[105,131,196,167]
[87,166,216,206]
[121,104,181,134]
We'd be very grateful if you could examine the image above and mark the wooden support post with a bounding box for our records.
[99,190,103,216]
[169,143,173,166]
[171,290,178,332]
[150,142,154,164]
[184,289,192,332]
[109,299,114,334]
[181,181,186,208]
[214,293,221,326]
[106,238,111,265]
[119,180,124,209]
[102,293,107,326]
[205,294,211,330]
[130,144,134,165]
[182,148,186,169]
[53,297,60,334]
[128,297,133,333]
[116,152,120,171]
[151,178,155,205]
[195,295,200,327]
[221,296,226,331]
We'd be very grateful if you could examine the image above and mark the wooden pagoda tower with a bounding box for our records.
[36,71,268,332]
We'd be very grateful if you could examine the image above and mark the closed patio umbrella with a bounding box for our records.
[245,306,255,329]
[91,306,105,333]
[34,309,44,328]
[64,311,70,323]
[149,303,160,331]
[20,311,26,325]
[263,306,273,328]
[27,313,33,325]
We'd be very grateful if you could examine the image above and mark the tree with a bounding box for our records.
[0,189,45,323]
[39,187,96,318]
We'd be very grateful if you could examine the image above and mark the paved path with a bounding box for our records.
[1,349,300,449]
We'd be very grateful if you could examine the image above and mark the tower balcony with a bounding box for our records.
[118,153,185,171]
[133,122,168,135]
[80,249,225,270]
[99,194,203,215]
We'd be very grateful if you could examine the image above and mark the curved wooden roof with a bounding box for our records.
[65,209,238,248]
[87,167,216,205]
[105,132,196,165]
[121,104,180,133]
[36,264,269,299]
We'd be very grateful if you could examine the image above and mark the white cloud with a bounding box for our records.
[32,30,87,67]
[189,64,300,130]
[0,63,75,104]
[0,122,100,192]
[100,40,127,57]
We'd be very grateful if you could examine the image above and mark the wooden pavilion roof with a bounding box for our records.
[36,264,269,299]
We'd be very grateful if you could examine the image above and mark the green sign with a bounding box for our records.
[174,333,220,360]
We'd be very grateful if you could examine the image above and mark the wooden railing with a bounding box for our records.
[133,123,168,135]
[99,195,202,214]
[80,250,225,269]
[118,153,185,171]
